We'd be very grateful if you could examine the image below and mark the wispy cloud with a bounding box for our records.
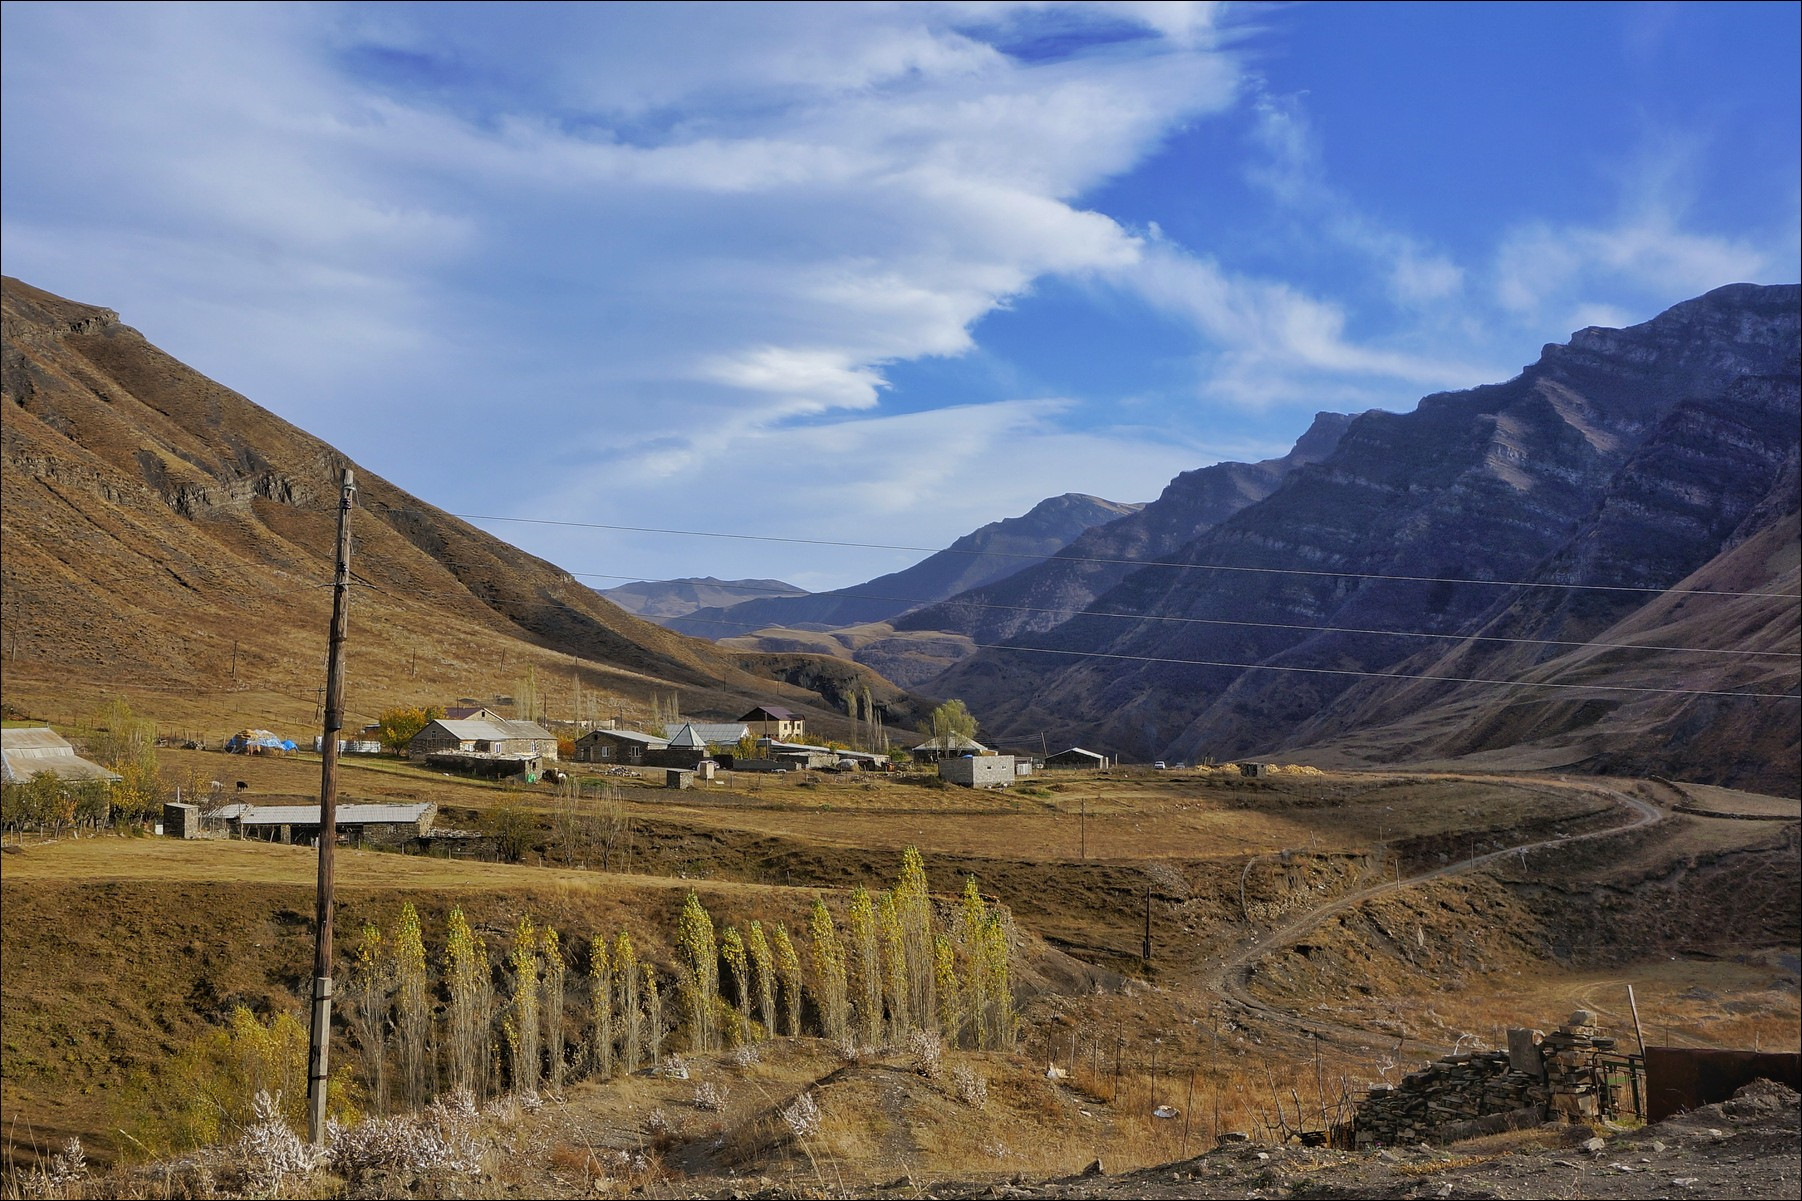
[3,2,1793,590]
[1244,90,1466,309]
[1494,212,1776,328]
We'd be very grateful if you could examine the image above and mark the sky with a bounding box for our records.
[3,1,1797,593]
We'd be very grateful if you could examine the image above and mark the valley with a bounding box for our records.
[2,271,1797,1197]
[4,749,1795,1194]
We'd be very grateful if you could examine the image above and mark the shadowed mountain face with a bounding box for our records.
[894,411,1357,644]
[662,492,1142,639]
[929,284,1800,794]
[0,277,923,731]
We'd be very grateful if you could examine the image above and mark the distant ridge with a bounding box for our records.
[664,492,1141,638]
[896,411,1357,645]
[601,576,807,620]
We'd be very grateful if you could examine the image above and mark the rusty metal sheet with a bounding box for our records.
[1643,1047,1802,1123]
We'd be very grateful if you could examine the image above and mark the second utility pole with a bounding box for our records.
[307,467,356,1144]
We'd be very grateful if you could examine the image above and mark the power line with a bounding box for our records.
[450,511,1802,601]
[968,642,1801,701]
[571,571,1801,660]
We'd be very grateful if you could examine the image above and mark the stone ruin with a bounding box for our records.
[1354,1010,1635,1148]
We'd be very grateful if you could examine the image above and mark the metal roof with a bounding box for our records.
[425,718,553,742]
[666,723,708,748]
[0,727,123,783]
[663,722,747,745]
[580,728,668,747]
[229,802,434,826]
[741,705,798,721]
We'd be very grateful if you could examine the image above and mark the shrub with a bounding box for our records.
[951,1064,989,1109]
[780,1092,821,1141]
[907,1030,944,1080]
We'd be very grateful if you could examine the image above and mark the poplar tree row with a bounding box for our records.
[339,848,1014,1115]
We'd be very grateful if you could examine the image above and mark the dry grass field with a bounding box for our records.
[4,750,1796,1193]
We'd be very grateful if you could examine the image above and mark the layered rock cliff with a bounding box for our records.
[930,284,1800,793]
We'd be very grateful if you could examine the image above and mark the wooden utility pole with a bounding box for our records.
[306,468,355,1144]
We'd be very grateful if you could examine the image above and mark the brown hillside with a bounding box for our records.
[0,276,916,733]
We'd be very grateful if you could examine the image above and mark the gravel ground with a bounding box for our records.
[702,1080,1799,1200]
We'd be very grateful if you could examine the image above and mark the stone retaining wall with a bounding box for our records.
[1355,1011,1626,1147]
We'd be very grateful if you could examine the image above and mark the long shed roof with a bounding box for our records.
[222,802,435,826]
[0,727,123,784]
[663,722,749,744]
[423,717,553,741]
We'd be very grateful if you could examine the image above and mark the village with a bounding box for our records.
[1,698,1162,851]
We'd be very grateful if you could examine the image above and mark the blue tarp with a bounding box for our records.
[226,730,296,754]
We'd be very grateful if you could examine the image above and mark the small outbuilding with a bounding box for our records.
[573,728,668,765]
[939,755,1016,789]
[211,801,436,846]
[1046,747,1109,770]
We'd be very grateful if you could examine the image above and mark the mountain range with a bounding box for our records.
[3,275,1795,793]
[657,492,1141,639]
[600,576,808,621]
[924,283,1799,793]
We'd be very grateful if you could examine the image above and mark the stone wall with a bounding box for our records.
[1355,1010,1628,1147]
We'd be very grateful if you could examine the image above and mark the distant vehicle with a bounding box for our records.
[1173,762,1189,769]
[1153,761,1167,770]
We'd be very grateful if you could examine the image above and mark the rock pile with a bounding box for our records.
[1354,1011,1627,1147]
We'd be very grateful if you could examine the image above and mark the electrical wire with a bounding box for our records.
[964,643,1800,701]
[447,512,1802,601]
[570,571,1800,660]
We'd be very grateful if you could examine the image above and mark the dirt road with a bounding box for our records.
[1200,779,1665,1048]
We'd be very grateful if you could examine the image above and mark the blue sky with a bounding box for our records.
[4,2,1796,592]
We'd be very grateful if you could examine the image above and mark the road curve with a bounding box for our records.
[1200,779,1664,1049]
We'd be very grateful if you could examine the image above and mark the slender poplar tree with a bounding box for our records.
[747,920,777,1039]
[614,931,641,1074]
[720,926,751,1044]
[846,887,882,1045]
[773,923,803,1037]
[675,891,719,1053]
[588,934,614,1080]
[392,902,432,1108]
[807,897,850,1044]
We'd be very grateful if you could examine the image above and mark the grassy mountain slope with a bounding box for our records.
[0,277,918,733]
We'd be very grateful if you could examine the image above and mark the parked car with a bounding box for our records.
[1153,761,1167,770]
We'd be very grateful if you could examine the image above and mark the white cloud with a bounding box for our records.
[1120,243,1494,408]
[1495,212,1773,326]
[0,3,1241,529]
[1244,89,1466,309]
[519,397,1211,589]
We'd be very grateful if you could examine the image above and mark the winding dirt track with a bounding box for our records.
[1199,779,1664,1050]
